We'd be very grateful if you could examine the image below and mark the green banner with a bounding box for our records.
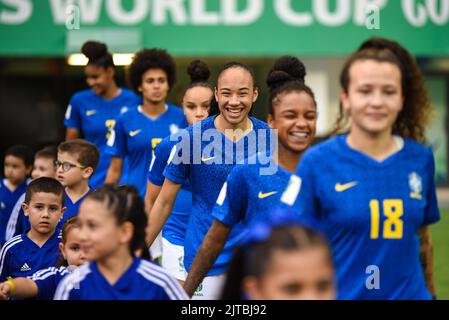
[1,0,448,56]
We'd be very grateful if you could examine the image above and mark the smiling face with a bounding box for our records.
[215,67,258,126]
[22,192,65,236]
[341,60,404,138]
[243,247,335,300]
[139,68,170,105]
[77,198,132,262]
[269,91,317,154]
[182,86,213,125]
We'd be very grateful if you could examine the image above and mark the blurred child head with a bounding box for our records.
[56,139,99,188]
[4,145,33,187]
[57,216,86,267]
[32,146,58,180]
[221,210,336,300]
[22,177,66,238]
[77,185,147,263]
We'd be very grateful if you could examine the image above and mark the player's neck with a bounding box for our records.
[97,249,134,286]
[27,228,54,248]
[347,128,397,162]
[214,115,252,142]
[276,144,301,173]
[140,100,167,119]
[102,84,120,100]
[65,183,90,203]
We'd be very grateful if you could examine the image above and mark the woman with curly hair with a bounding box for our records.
[283,37,440,299]
[64,41,141,188]
[105,48,187,198]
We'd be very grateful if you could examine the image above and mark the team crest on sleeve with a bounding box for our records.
[169,124,180,134]
[120,106,128,114]
[280,175,302,206]
[409,172,422,200]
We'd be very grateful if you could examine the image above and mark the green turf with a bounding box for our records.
[431,209,449,300]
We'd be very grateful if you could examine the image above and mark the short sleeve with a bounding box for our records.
[422,149,440,226]
[105,115,127,158]
[212,168,248,228]
[64,95,82,130]
[163,133,191,185]
[281,153,319,219]
[148,141,169,186]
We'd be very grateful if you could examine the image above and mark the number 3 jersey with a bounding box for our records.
[287,134,440,300]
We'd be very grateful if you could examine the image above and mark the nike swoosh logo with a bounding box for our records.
[335,181,358,192]
[86,110,96,116]
[129,129,142,137]
[201,156,215,162]
[258,191,277,199]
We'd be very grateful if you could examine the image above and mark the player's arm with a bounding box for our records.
[0,277,38,300]
[146,178,181,247]
[104,157,123,184]
[65,128,80,140]
[418,226,436,297]
[184,219,231,297]
[145,181,162,216]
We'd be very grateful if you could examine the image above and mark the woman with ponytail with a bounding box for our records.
[145,59,217,282]
[64,41,141,188]
[285,37,439,299]
[183,56,318,298]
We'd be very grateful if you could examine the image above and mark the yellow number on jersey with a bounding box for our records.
[105,120,116,140]
[151,138,162,156]
[369,199,404,240]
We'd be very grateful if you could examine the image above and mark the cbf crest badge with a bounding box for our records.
[409,172,422,200]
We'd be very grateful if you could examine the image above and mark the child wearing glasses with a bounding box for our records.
[55,139,99,228]
[0,177,66,282]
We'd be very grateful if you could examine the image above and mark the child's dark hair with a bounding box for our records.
[35,145,58,161]
[334,37,431,142]
[85,184,147,255]
[81,41,114,69]
[185,60,219,116]
[58,139,99,171]
[5,144,34,168]
[57,216,80,267]
[128,48,176,94]
[221,224,331,300]
[266,56,317,118]
[216,61,257,89]
[24,177,65,206]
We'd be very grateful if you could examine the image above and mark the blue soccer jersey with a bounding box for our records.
[30,266,73,300]
[64,88,141,188]
[148,134,192,246]
[54,258,189,300]
[57,188,94,229]
[284,134,440,300]
[0,232,61,281]
[213,157,298,231]
[106,104,187,197]
[0,178,30,246]
[163,116,273,275]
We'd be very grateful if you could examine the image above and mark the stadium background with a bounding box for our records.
[0,0,448,298]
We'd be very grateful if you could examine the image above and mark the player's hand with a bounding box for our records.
[0,282,11,300]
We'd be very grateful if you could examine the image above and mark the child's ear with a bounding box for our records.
[267,114,274,129]
[22,203,30,217]
[82,167,94,180]
[119,222,134,245]
[59,243,67,260]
